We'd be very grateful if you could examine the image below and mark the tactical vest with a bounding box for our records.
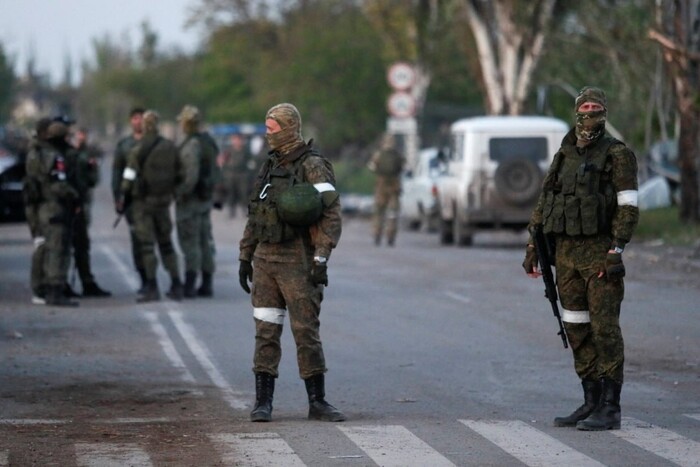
[135,136,179,199]
[542,136,619,237]
[247,145,327,244]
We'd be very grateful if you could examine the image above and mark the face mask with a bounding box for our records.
[575,110,606,142]
[266,126,302,153]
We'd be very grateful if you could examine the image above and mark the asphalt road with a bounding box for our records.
[1,166,699,466]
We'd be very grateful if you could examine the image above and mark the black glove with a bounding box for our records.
[522,245,538,274]
[605,252,625,279]
[310,261,328,286]
[213,201,223,210]
[239,260,253,293]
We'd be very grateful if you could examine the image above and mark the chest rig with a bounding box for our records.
[542,136,619,236]
[248,145,311,244]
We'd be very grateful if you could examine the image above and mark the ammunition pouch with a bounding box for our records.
[248,198,297,244]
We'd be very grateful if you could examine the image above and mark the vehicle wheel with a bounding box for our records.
[494,158,543,206]
[440,217,454,244]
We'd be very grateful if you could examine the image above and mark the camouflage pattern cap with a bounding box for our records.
[46,121,68,139]
[575,86,607,111]
[177,105,200,123]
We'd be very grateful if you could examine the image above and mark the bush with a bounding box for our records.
[333,160,374,195]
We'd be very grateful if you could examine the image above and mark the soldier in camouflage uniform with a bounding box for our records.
[119,110,183,302]
[368,133,404,246]
[175,105,221,298]
[238,103,345,423]
[69,126,111,297]
[23,118,53,304]
[24,121,80,307]
[219,133,251,218]
[112,108,147,292]
[523,87,639,431]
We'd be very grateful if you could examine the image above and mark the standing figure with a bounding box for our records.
[24,121,80,307]
[219,133,251,218]
[175,105,221,298]
[112,108,147,292]
[69,126,111,297]
[368,133,404,246]
[118,110,183,302]
[523,87,639,431]
[238,103,345,423]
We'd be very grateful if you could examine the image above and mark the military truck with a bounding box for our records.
[437,116,568,246]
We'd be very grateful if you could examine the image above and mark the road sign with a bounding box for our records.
[387,92,416,118]
[387,62,416,91]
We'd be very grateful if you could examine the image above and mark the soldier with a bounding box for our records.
[112,107,147,292]
[118,110,183,302]
[523,86,639,431]
[24,120,80,307]
[23,118,52,304]
[368,133,404,246]
[238,103,345,423]
[219,133,250,218]
[175,105,221,298]
[69,126,111,297]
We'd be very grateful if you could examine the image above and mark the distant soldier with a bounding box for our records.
[175,105,221,298]
[219,133,251,218]
[69,126,111,297]
[24,121,80,307]
[368,133,405,246]
[118,110,183,302]
[112,107,147,292]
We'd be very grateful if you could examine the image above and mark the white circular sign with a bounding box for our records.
[387,92,416,118]
[387,62,415,90]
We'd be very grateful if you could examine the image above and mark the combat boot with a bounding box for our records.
[137,280,160,303]
[136,268,147,294]
[166,277,184,301]
[63,282,81,298]
[197,272,213,298]
[553,379,601,427]
[577,378,622,431]
[82,281,112,298]
[304,374,346,422]
[184,271,198,298]
[47,285,79,307]
[250,372,275,422]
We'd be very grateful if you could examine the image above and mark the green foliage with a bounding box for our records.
[636,206,700,245]
[0,43,16,121]
[333,159,375,194]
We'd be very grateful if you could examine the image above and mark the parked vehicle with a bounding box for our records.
[437,116,568,246]
[0,147,26,222]
[400,147,446,232]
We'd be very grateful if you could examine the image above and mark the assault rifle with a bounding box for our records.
[533,225,569,349]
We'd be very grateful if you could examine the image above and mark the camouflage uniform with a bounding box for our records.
[25,122,80,306]
[112,130,146,285]
[175,105,220,297]
[368,135,404,246]
[525,87,639,431]
[120,111,183,301]
[239,103,345,422]
[219,135,251,217]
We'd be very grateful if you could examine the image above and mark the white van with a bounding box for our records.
[437,115,569,246]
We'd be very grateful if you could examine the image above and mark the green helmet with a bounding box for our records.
[277,183,322,226]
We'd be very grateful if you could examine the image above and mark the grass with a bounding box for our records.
[636,206,700,245]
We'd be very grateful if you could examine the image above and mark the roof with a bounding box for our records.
[450,115,569,133]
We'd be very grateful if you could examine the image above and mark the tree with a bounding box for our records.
[649,0,700,223]
[0,43,17,121]
[456,0,557,115]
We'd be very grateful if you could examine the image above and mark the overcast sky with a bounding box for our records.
[0,0,202,85]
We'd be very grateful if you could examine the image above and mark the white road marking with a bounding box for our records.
[100,245,139,290]
[338,425,456,467]
[685,413,700,423]
[460,419,605,467]
[142,311,196,384]
[209,432,306,467]
[95,417,172,424]
[445,291,471,304]
[168,310,249,410]
[75,443,152,467]
[0,419,67,425]
[613,417,700,467]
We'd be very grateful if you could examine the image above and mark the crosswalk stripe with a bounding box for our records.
[75,443,152,467]
[612,417,700,467]
[209,432,306,467]
[459,419,605,467]
[338,425,456,467]
[685,414,700,423]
